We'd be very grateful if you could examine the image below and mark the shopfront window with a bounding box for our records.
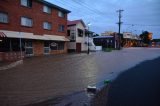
[25,41,33,56]
[50,42,64,50]
[44,41,50,54]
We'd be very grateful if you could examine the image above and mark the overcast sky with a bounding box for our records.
[47,0,160,38]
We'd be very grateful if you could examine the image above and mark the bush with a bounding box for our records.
[103,48,113,52]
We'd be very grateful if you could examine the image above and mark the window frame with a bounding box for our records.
[43,5,52,14]
[20,0,32,8]
[21,16,33,27]
[58,25,65,32]
[0,12,9,23]
[78,28,84,37]
[58,11,65,18]
[43,22,52,30]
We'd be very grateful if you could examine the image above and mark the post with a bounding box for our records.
[9,39,12,51]
[19,32,23,59]
[87,23,91,54]
[87,30,90,54]
[117,9,124,50]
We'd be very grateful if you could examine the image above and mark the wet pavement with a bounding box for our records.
[106,55,160,106]
[0,48,160,106]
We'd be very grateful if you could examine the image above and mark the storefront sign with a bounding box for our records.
[50,42,57,47]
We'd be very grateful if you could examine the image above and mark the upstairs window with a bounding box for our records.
[43,22,52,30]
[58,25,65,32]
[21,0,32,8]
[58,11,65,18]
[78,29,83,37]
[21,17,33,27]
[0,12,8,23]
[43,5,51,14]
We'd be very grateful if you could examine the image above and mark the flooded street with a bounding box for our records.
[0,48,160,106]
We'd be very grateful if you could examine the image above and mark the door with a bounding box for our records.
[76,43,81,52]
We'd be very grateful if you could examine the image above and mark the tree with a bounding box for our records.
[140,31,151,46]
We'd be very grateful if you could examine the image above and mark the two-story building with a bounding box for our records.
[67,20,87,52]
[0,0,70,61]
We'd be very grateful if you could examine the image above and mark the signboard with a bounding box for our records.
[50,42,57,47]
[123,32,132,38]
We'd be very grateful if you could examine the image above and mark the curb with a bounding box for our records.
[0,60,23,71]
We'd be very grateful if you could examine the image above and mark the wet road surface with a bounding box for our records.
[0,48,160,106]
[106,56,160,106]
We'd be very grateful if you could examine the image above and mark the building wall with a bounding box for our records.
[67,22,87,52]
[75,23,87,51]
[33,40,44,56]
[67,42,76,50]
[0,0,67,37]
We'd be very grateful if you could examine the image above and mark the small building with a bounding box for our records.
[93,36,117,49]
[67,19,95,52]
[0,0,70,61]
[94,31,121,50]
[122,32,141,47]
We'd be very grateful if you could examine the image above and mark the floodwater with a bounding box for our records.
[0,48,160,106]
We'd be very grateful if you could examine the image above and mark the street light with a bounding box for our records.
[87,22,91,54]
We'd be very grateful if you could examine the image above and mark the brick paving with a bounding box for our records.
[0,48,160,106]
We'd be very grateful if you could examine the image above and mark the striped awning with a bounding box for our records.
[0,30,70,41]
[0,32,6,37]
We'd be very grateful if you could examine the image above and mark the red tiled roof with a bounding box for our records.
[67,20,86,27]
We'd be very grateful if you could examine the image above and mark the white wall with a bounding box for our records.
[75,22,87,51]
[67,42,76,50]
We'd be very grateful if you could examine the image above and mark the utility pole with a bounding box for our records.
[117,9,124,50]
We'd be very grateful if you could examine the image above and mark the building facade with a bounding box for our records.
[0,0,70,61]
[122,32,141,47]
[67,20,89,52]
[98,31,121,49]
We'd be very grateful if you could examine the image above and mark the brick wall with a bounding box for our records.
[0,0,68,37]
[33,40,44,56]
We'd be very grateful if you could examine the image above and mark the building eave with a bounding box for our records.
[37,0,71,13]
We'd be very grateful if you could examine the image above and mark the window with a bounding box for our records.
[50,42,58,50]
[50,42,64,50]
[58,42,64,50]
[43,22,52,30]
[25,41,33,56]
[21,17,33,27]
[58,11,65,18]
[44,42,50,54]
[21,0,32,8]
[0,12,8,23]
[78,29,83,37]
[43,5,51,14]
[58,25,65,32]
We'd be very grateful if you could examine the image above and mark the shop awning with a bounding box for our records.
[0,32,7,37]
[0,30,69,41]
[44,34,70,41]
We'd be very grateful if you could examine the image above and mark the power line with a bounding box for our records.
[124,24,160,27]
[55,0,105,17]
[71,0,104,15]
